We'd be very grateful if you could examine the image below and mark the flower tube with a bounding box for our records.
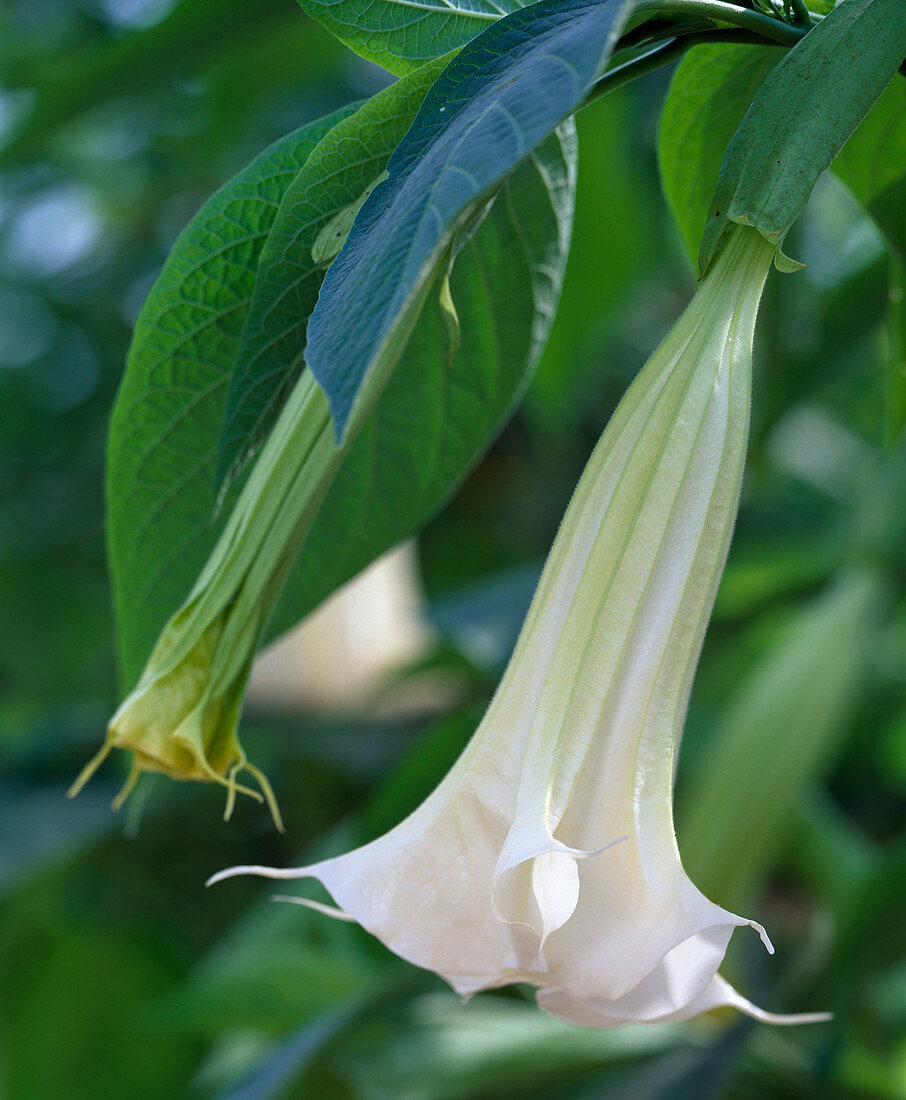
[211,227,829,1026]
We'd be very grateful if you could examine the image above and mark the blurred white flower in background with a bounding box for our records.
[247,542,437,716]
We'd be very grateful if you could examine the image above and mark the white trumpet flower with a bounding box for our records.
[211,228,828,1028]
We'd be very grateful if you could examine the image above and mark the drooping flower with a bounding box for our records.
[210,227,829,1027]
[69,372,339,828]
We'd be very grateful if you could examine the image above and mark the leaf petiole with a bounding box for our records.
[630,0,809,46]
[586,28,784,107]
[584,0,820,107]
[784,0,814,26]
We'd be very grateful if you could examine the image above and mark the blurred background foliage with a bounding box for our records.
[1,1,905,1097]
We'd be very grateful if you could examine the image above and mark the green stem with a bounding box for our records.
[785,0,813,25]
[585,28,784,106]
[631,0,807,46]
[585,40,692,102]
[581,0,817,107]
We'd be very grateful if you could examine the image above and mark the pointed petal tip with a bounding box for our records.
[747,919,774,955]
[495,831,627,880]
[206,865,252,887]
[206,863,307,887]
[717,977,831,1027]
[741,1006,833,1027]
[577,835,630,860]
[67,735,115,799]
[271,895,356,922]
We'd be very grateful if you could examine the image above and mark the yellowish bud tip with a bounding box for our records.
[69,626,284,832]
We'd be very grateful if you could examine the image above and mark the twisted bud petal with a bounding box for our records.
[210,227,828,1026]
[70,373,340,828]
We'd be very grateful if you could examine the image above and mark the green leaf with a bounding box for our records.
[787,793,876,927]
[657,39,906,274]
[713,535,837,620]
[305,0,633,439]
[331,995,684,1099]
[216,59,447,490]
[215,1005,368,1100]
[885,267,906,447]
[831,79,906,445]
[298,0,527,76]
[700,0,906,275]
[157,901,388,1035]
[658,42,782,268]
[269,120,577,640]
[311,172,388,267]
[106,105,357,689]
[677,570,878,909]
[834,78,906,271]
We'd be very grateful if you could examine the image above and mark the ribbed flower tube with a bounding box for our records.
[211,227,828,1027]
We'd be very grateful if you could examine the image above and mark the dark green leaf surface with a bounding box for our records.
[106,106,356,689]
[833,78,906,446]
[270,121,576,640]
[657,43,781,268]
[305,0,632,439]
[299,0,527,76]
[700,0,906,274]
[217,59,447,490]
[834,78,906,270]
